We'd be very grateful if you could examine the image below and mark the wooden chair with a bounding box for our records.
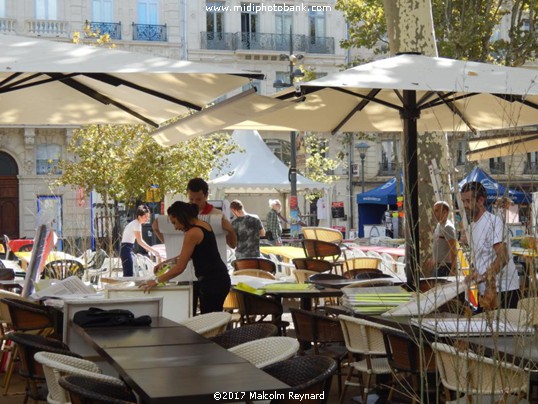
[302,239,345,275]
[301,227,343,244]
[381,327,437,404]
[342,257,381,272]
[231,257,277,274]
[262,356,337,403]
[42,259,84,280]
[338,314,395,404]
[290,308,347,394]
[292,258,333,273]
[234,288,289,335]
[431,341,529,403]
[59,375,137,404]
[233,269,276,280]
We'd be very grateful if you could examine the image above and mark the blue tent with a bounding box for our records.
[356,177,404,237]
[459,167,530,204]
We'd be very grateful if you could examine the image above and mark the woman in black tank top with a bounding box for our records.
[141,201,231,313]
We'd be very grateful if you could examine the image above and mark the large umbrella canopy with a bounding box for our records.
[467,130,538,160]
[0,35,263,126]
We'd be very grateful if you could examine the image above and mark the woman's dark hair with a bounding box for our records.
[167,201,199,230]
[136,205,150,218]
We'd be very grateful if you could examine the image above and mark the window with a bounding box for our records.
[308,7,325,38]
[35,0,57,19]
[36,144,62,175]
[456,140,467,165]
[379,139,400,175]
[206,1,224,34]
[275,8,292,50]
[92,0,113,22]
[0,152,17,175]
[137,0,158,24]
[241,2,258,48]
[264,138,291,166]
[0,0,6,18]
[489,157,505,174]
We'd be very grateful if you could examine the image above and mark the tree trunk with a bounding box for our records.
[383,1,453,285]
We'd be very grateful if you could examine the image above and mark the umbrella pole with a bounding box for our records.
[402,90,420,290]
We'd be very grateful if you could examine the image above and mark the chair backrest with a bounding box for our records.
[228,336,300,368]
[365,250,383,260]
[3,234,11,259]
[290,308,344,354]
[59,375,137,404]
[302,239,342,262]
[342,268,383,279]
[209,323,278,349]
[262,355,337,400]
[231,258,277,273]
[430,341,528,397]
[234,289,284,323]
[293,269,319,284]
[18,243,33,252]
[178,312,231,338]
[343,257,381,273]
[233,269,276,280]
[292,258,333,273]
[91,249,108,269]
[301,227,343,244]
[381,327,435,375]
[0,290,27,327]
[308,273,346,282]
[338,314,389,356]
[34,351,125,404]
[517,297,538,325]
[42,259,84,280]
[0,297,54,332]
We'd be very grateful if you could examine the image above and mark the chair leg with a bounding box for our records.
[362,373,371,404]
[338,365,354,404]
[2,344,17,395]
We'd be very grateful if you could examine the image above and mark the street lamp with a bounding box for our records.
[356,142,370,194]
[273,26,304,237]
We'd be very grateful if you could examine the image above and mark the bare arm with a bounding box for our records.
[222,216,237,248]
[152,220,164,243]
[133,230,159,256]
[447,238,458,275]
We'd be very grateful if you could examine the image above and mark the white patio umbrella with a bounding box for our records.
[0,35,263,126]
[467,130,538,160]
[161,53,538,283]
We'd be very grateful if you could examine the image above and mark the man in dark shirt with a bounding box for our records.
[230,200,265,259]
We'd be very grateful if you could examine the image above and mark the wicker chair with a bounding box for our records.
[292,258,333,273]
[381,327,437,404]
[262,355,337,403]
[42,259,85,280]
[301,227,343,244]
[302,240,345,274]
[35,351,127,404]
[342,268,384,279]
[231,258,277,274]
[228,336,300,368]
[290,308,347,394]
[233,269,277,280]
[431,341,529,403]
[7,332,80,404]
[234,288,290,335]
[338,315,395,404]
[59,375,137,404]
[178,311,231,338]
[209,323,278,349]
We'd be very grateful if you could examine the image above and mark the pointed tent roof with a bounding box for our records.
[209,130,330,194]
[458,166,530,204]
[356,176,404,205]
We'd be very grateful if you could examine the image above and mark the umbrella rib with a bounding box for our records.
[83,73,203,111]
[467,133,538,154]
[419,91,477,133]
[0,73,80,92]
[46,73,160,127]
[330,88,382,134]
[332,87,403,111]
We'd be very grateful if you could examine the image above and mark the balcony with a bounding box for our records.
[26,19,69,37]
[0,18,16,34]
[523,161,538,174]
[132,23,167,42]
[86,21,121,40]
[200,32,234,50]
[199,32,334,54]
[489,161,506,174]
[378,161,398,176]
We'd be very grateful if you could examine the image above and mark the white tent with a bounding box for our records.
[209,130,331,195]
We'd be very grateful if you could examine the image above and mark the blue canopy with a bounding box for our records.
[356,177,403,237]
[458,167,530,204]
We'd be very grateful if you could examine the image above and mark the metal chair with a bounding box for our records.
[59,375,137,404]
[231,257,277,274]
[209,323,278,349]
[34,351,127,404]
[262,355,337,403]
[290,308,347,394]
[228,336,300,368]
[431,341,529,403]
[178,311,231,338]
[338,314,395,404]
[234,288,289,335]
[42,259,84,280]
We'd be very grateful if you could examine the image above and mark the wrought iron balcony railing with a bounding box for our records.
[378,161,398,176]
[132,23,167,42]
[200,32,235,50]
[306,36,335,54]
[523,161,538,175]
[86,21,121,40]
[489,161,506,174]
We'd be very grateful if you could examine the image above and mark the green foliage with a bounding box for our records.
[336,0,538,66]
[55,124,237,207]
[303,133,340,198]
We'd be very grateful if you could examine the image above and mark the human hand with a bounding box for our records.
[139,279,158,294]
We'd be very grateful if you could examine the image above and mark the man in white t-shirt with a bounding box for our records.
[460,181,519,311]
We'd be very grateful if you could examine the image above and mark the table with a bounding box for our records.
[74,320,289,403]
[260,246,305,261]
[349,245,406,258]
[263,286,343,311]
[14,251,83,270]
[466,334,538,369]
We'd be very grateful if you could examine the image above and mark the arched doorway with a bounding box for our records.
[0,152,19,238]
